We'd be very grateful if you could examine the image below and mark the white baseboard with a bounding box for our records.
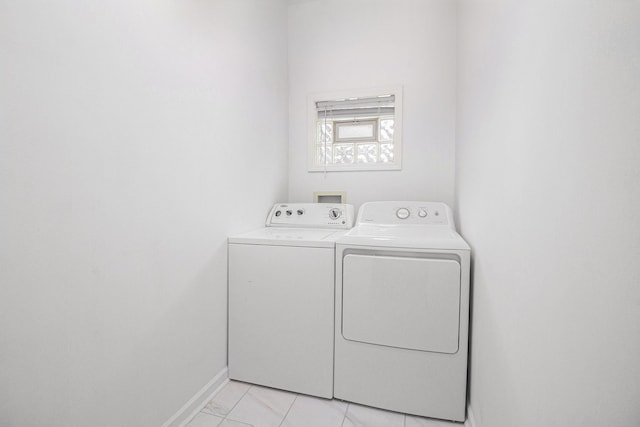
[465,403,477,427]
[162,367,229,427]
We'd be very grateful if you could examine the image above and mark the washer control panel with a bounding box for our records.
[357,201,454,227]
[267,203,355,229]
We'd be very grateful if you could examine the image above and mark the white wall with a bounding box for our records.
[456,1,640,426]
[0,1,288,426]
[287,0,457,209]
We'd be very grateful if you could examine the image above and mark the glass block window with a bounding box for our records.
[309,88,402,171]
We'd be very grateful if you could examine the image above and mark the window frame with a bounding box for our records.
[307,87,403,172]
[335,119,378,143]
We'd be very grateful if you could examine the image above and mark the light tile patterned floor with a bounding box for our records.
[187,380,462,427]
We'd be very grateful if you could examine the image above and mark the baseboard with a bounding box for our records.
[465,403,477,427]
[162,367,229,427]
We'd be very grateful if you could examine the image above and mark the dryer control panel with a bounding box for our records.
[267,203,355,229]
[356,201,455,228]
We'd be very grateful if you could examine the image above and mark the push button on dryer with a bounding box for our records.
[396,208,410,219]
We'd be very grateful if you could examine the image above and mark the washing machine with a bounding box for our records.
[228,203,354,398]
[334,201,470,421]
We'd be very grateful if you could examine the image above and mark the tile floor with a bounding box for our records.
[186,380,462,427]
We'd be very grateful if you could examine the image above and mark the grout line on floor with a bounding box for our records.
[340,402,350,427]
[220,381,252,422]
[277,393,299,427]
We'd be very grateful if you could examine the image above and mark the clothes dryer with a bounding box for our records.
[334,201,470,421]
[228,203,354,398]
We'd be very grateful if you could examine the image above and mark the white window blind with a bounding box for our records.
[315,95,395,119]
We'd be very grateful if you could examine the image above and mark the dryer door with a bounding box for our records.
[342,254,461,354]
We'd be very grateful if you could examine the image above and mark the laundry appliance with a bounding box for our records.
[334,201,470,421]
[228,203,354,398]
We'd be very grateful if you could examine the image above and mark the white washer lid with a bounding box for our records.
[229,227,347,248]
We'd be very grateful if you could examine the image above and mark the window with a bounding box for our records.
[308,88,402,172]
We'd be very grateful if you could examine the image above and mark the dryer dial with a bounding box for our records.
[396,208,410,219]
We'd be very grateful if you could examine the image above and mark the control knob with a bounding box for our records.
[396,208,410,219]
[418,208,428,218]
[329,208,342,220]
